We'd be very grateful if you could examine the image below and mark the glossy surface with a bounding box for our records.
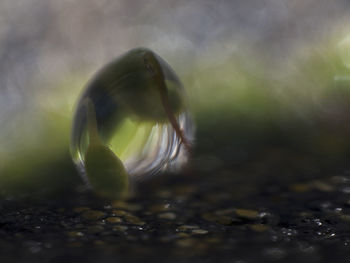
[70,48,193,195]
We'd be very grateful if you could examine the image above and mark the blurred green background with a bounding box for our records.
[1,0,350,197]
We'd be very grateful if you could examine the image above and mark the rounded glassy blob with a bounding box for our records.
[70,48,194,199]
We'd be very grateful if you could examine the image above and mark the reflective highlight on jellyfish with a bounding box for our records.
[70,48,194,198]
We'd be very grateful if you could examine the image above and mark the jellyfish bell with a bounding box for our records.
[70,48,194,198]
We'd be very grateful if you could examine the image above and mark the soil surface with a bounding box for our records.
[1,152,350,263]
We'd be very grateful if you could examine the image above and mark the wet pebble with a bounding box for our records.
[155,190,172,198]
[112,210,130,216]
[341,187,350,194]
[87,225,104,234]
[124,215,145,225]
[263,247,286,260]
[177,225,199,232]
[215,208,236,215]
[82,210,105,220]
[106,217,122,223]
[250,224,269,232]
[177,233,191,238]
[202,213,233,225]
[290,184,311,192]
[113,225,128,232]
[235,209,259,219]
[311,180,334,192]
[73,207,90,213]
[158,212,177,220]
[112,201,142,211]
[191,229,208,235]
[94,240,105,246]
[149,203,171,212]
[67,231,84,238]
[68,242,83,248]
[176,238,196,248]
[340,214,350,222]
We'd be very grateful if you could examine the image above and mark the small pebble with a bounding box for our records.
[311,181,334,192]
[112,210,130,216]
[340,215,350,222]
[73,207,90,213]
[174,185,196,194]
[94,240,105,246]
[342,187,350,194]
[113,225,128,232]
[87,225,104,234]
[195,242,209,250]
[300,212,313,218]
[177,233,191,238]
[68,242,83,248]
[290,184,311,192]
[156,190,172,198]
[235,209,259,219]
[112,201,141,211]
[149,204,171,212]
[112,200,128,208]
[74,224,84,229]
[215,208,236,215]
[158,212,177,220]
[124,215,145,225]
[67,231,84,238]
[202,213,232,225]
[126,236,137,241]
[263,247,286,260]
[178,225,199,232]
[250,224,269,232]
[82,210,105,220]
[205,238,221,244]
[106,217,122,223]
[176,238,195,248]
[192,229,208,235]
[334,207,343,213]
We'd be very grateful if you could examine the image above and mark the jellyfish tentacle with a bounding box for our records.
[143,51,191,153]
[84,98,130,199]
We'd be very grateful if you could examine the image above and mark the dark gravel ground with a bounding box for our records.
[1,149,350,263]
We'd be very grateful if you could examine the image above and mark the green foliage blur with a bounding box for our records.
[1,30,350,198]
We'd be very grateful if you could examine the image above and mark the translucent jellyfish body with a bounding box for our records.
[70,48,193,198]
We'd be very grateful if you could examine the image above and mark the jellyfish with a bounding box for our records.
[70,48,194,199]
